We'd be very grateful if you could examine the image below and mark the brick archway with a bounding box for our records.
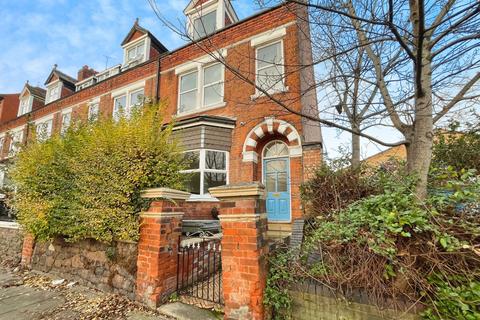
[242,118,302,162]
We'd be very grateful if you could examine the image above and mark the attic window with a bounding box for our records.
[18,96,32,116]
[125,41,146,66]
[193,10,217,40]
[46,83,62,104]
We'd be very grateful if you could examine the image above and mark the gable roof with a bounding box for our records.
[121,19,169,53]
[25,83,46,100]
[44,67,77,86]
[184,0,212,13]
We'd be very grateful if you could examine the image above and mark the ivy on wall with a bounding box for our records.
[8,103,186,243]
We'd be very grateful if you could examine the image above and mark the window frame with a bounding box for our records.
[60,110,72,135]
[180,149,229,197]
[45,81,62,104]
[9,129,24,156]
[177,62,225,115]
[88,102,100,122]
[193,9,217,40]
[35,118,53,142]
[18,96,32,116]
[253,39,287,97]
[112,87,145,121]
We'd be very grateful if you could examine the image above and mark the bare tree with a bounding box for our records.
[149,0,480,199]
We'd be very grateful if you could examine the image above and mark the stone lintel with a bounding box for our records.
[140,188,191,201]
[218,213,267,222]
[209,182,265,200]
[139,212,185,219]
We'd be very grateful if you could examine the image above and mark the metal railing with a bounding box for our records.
[177,238,223,305]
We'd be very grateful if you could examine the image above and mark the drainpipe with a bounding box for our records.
[155,57,161,103]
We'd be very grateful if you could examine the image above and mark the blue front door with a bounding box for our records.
[264,158,291,222]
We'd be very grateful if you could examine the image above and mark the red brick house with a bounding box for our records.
[0,0,322,237]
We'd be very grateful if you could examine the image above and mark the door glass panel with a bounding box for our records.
[266,173,276,192]
[277,172,288,192]
[266,160,286,173]
[264,141,289,158]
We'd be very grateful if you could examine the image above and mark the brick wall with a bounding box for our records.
[290,281,419,320]
[31,238,138,299]
[0,222,23,267]
[183,201,217,220]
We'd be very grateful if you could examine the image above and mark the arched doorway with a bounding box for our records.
[263,140,291,222]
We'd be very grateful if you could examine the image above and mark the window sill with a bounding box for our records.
[176,102,227,118]
[250,86,289,101]
[186,194,220,202]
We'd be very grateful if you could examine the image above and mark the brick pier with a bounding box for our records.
[210,183,269,320]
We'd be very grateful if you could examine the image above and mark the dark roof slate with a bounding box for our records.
[44,68,77,86]
[121,20,169,54]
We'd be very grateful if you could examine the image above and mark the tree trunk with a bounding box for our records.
[405,16,434,200]
[351,127,361,169]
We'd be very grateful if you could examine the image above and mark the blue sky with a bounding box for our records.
[0,0,257,93]
[0,0,395,158]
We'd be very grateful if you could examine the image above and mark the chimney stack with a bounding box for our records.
[77,65,97,82]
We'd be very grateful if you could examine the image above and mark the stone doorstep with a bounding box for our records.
[157,302,222,320]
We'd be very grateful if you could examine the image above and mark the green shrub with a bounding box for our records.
[9,103,186,243]
[422,275,480,320]
[297,166,480,319]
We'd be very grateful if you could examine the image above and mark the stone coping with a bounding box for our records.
[209,182,265,199]
[140,188,191,201]
[139,212,185,219]
[0,221,20,229]
[218,213,267,222]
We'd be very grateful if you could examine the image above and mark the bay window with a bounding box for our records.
[255,41,285,93]
[178,63,224,114]
[181,149,228,196]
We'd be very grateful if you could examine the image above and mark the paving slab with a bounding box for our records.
[158,302,221,320]
[0,286,65,320]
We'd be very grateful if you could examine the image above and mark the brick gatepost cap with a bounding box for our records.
[140,187,191,201]
[209,182,265,200]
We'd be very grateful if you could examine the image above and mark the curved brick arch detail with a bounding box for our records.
[242,118,302,162]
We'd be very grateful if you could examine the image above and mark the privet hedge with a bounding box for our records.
[9,103,186,243]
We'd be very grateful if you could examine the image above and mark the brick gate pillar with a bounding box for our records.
[209,183,268,320]
[135,188,190,309]
[21,233,36,268]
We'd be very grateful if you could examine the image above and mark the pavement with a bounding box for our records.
[0,267,220,320]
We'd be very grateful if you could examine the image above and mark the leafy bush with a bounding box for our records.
[264,249,294,320]
[432,125,480,172]
[285,166,480,319]
[300,165,377,217]
[422,275,480,320]
[9,103,185,242]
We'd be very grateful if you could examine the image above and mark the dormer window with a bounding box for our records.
[123,38,149,68]
[46,82,62,104]
[127,42,145,62]
[185,0,239,41]
[193,10,217,40]
[18,96,32,116]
